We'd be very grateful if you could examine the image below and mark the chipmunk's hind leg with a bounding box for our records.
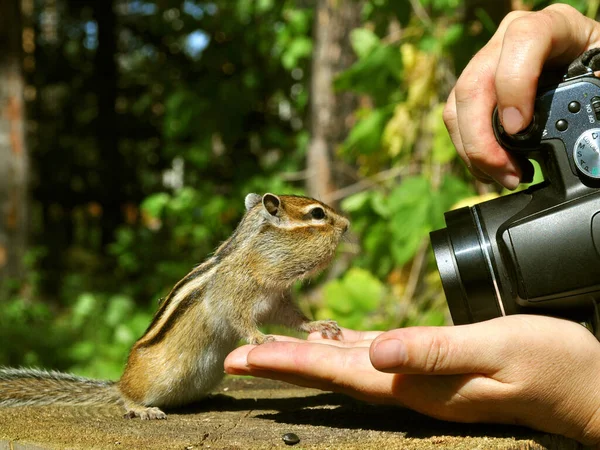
[122,399,167,420]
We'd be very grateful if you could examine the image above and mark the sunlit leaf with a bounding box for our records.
[141,193,171,218]
[341,191,371,212]
[343,107,393,155]
[350,28,380,58]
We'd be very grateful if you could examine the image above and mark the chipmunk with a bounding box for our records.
[0,193,349,419]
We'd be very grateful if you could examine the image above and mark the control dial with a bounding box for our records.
[573,128,600,179]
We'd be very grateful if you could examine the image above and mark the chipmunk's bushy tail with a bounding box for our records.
[0,367,121,407]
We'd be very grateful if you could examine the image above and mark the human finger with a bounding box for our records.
[369,319,521,375]
[453,12,530,189]
[225,341,397,402]
[496,4,600,134]
[443,89,494,183]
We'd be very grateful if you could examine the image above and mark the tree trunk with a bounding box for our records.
[306,0,361,207]
[0,0,28,282]
[94,0,121,250]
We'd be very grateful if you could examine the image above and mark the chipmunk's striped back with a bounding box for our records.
[135,258,220,348]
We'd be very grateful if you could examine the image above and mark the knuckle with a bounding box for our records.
[454,59,495,103]
[454,75,479,105]
[506,6,573,43]
[462,139,506,170]
[500,10,530,28]
[544,2,578,16]
[506,14,550,42]
[495,71,528,86]
[442,101,456,129]
[464,146,502,170]
[423,332,450,373]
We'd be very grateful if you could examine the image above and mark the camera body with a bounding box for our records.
[430,73,600,327]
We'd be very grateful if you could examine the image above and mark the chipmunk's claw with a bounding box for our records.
[302,320,342,339]
[248,334,277,345]
[124,406,167,420]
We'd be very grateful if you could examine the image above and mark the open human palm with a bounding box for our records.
[225,315,600,445]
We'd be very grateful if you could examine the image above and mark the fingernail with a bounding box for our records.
[371,339,407,370]
[223,352,249,372]
[501,107,524,134]
[497,173,520,190]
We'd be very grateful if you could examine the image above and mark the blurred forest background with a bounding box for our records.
[0,0,595,379]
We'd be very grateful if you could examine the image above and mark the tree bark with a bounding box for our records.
[0,0,28,282]
[94,0,121,250]
[306,0,361,207]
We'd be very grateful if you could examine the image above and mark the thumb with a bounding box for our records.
[369,320,513,375]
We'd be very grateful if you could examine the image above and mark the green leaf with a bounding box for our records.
[114,323,136,345]
[335,45,403,104]
[286,9,312,33]
[105,295,134,327]
[370,190,390,218]
[442,24,464,48]
[168,187,198,213]
[323,281,353,315]
[387,176,430,211]
[322,268,385,320]
[474,7,497,34]
[141,193,171,218]
[431,105,457,164]
[341,191,371,212]
[419,309,447,326]
[343,107,393,155]
[69,341,95,362]
[350,28,380,58]
[363,222,390,255]
[344,268,384,311]
[282,37,313,70]
[72,293,97,324]
[438,174,475,210]
[256,0,274,13]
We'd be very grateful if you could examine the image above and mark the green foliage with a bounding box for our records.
[335,37,403,105]
[343,106,394,156]
[0,287,151,379]
[319,268,390,330]
[0,297,58,368]
[63,293,152,379]
[342,175,474,277]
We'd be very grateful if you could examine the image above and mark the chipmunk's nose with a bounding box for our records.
[341,218,350,234]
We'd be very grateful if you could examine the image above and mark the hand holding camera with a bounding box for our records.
[433,60,600,330]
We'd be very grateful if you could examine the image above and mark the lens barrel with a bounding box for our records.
[430,207,504,325]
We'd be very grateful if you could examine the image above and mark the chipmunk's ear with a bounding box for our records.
[262,193,281,217]
[244,193,262,211]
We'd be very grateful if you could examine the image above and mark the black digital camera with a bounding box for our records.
[430,72,600,332]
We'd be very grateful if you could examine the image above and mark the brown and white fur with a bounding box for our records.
[0,193,349,419]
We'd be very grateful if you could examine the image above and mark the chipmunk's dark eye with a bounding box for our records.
[310,207,326,220]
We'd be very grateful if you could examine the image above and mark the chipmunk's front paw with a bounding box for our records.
[124,406,167,420]
[248,334,276,345]
[301,320,342,339]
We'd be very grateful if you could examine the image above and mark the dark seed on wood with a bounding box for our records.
[282,432,300,445]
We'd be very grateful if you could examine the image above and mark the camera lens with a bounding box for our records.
[430,207,505,325]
